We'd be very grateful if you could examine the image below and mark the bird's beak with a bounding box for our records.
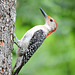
[40,8,48,19]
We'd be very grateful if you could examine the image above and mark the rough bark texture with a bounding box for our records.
[0,0,16,75]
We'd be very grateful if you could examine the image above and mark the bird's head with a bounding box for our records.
[40,8,57,37]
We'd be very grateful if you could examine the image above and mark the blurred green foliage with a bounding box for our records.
[12,0,75,75]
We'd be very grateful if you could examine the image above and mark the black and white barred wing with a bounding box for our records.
[24,30,46,63]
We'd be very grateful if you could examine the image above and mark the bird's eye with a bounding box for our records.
[50,19,53,22]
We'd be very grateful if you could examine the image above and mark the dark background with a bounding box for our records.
[12,0,75,75]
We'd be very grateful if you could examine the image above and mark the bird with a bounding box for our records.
[13,8,57,75]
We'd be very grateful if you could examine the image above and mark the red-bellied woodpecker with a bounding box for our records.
[13,8,57,75]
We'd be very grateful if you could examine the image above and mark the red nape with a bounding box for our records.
[54,19,57,26]
[46,27,57,37]
[46,31,53,37]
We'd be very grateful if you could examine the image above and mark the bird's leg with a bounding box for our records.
[13,33,19,43]
[14,41,21,48]
[13,33,21,48]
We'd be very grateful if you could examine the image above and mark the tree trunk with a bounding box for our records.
[0,0,16,75]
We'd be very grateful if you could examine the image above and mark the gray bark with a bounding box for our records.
[0,0,16,75]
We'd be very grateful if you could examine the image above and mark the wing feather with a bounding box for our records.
[24,29,46,63]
